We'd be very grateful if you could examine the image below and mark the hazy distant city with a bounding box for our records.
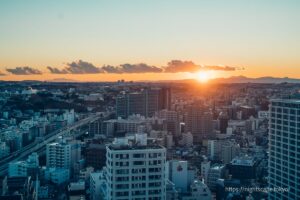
[0,80,298,200]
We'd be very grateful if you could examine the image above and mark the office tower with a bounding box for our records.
[146,88,162,117]
[184,104,213,143]
[218,112,228,134]
[116,95,128,119]
[268,99,300,199]
[104,133,167,200]
[116,91,145,118]
[116,88,171,118]
[159,87,171,111]
[156,109,179,136]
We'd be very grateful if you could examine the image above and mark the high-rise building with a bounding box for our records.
[185,104,213,143]
[156,109,179,136]
[116,88,171,118]
[102,133,167,200]
[268,99,300,199]
[218,112,229,134]
[159,87,172,111]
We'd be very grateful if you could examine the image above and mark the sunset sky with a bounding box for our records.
[0,0,299,81]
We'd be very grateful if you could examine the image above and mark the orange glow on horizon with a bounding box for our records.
[1,66,300,82]
[196,71,212,83]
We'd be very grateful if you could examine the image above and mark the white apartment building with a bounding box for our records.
[46,142,71,169]
[103,133,167,200]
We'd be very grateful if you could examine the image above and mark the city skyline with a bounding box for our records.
[1,0,300,81]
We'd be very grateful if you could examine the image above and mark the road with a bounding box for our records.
[0,112,107,176]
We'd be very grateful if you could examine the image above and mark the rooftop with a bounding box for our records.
[210,164,225,170]
[230,156,256,166]
[271,99,300,104]
[107,133,165,151]
[108,142,164,151]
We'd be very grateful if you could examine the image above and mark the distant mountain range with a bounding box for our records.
[2,76,300,84]
[46,78,78,82]
[210,76,300,83]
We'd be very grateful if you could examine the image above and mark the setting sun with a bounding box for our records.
[197,71,212,83]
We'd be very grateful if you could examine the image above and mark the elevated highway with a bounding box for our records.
[0,112,109,176]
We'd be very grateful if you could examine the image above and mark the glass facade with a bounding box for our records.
[269,100,300,200]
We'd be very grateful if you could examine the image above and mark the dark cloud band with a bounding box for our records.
[6,66,42,75]
[4,60,243,75]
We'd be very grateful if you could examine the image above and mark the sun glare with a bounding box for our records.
[197,71,211,83]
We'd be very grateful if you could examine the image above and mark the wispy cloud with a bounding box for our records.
[6,66,42,75]
[0,71,6,76]
[202,65,242,71]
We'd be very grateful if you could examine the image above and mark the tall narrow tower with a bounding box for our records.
[268,99,300,199]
